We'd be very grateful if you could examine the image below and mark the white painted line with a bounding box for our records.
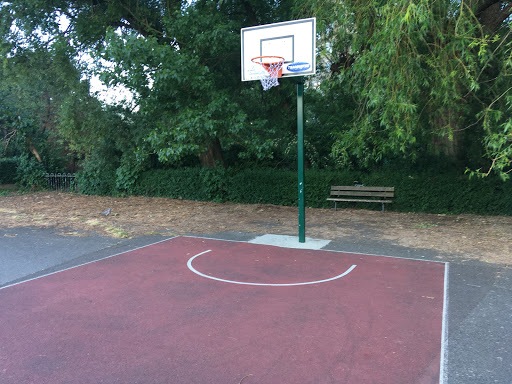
[249,234,331,250]
[186,235,446,264]
[187,250,357,286]
[439,262,450,384]
[0,237,177,291]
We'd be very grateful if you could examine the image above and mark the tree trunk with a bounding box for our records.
[432,133,461,160]
[27,137,43,163]
[432,112,464,166]
[477,1,512,34]
[199,137,224,168]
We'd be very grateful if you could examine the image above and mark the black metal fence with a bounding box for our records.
[45,173,77,191]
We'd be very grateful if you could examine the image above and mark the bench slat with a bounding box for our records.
[330,186,394,192]
[327,198,392,203]
[330,191,394,198]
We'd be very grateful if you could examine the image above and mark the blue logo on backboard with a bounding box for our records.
[287,62,311,72]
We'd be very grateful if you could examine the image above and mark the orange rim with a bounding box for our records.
[251,56,284,78]
[251,55,285,64]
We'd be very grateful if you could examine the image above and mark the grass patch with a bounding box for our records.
[105,227,131,238]
[413,222,439,229]
[85,218,131,238]
[0,208,17,214]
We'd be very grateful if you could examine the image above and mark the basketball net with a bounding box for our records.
[260,61,283,90]
[251,56,284,91]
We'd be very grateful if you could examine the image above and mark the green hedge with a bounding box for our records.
[226,169,297,206]
[359,169,512,215]
[127,167,511,215]
[0,157,19,184]
[132,167,227,202]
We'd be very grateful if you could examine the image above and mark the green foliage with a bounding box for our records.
[75,149,119,196]
[226,169,297,205]
[93,0,298,167]
[115,155,145,194]
[0,157,18,183]
[200,166,228,202]
[15,154,46,191]
[298,0,512,178]
[129,167,511,215]
[132,167,227,201]
[3,0,512,193]
[471,90,512,180]
[0,26,90,172]
[358,169,511,215]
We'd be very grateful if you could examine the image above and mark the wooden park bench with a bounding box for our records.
[327,185,395,212]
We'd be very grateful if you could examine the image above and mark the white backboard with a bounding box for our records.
[241,18,316,81]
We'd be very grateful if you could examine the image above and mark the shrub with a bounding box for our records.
[15,154,47,191]
[75,152,118,196]
[226,169,297,205]
[123,167,512,215]
[0,157,18,184]
[133,167,227,202]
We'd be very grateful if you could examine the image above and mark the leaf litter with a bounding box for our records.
[0,191,510,265]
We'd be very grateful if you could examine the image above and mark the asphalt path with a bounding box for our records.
[1,226,510,383]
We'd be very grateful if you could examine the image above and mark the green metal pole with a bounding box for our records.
[297,77,305,243]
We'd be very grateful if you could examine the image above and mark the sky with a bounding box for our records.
[54,13,134,106]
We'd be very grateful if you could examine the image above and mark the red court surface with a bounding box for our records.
[0,236,447,384]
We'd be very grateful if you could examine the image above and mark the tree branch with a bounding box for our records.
[476,0,501,16]
[26,137,42,162]
[477,1,512,33]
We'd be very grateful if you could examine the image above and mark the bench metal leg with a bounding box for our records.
[334,202,337,211]
[382,202,385,212]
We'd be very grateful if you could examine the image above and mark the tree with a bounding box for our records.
[301,0,512,178]
[0,2,134,181]
[95,0,299,167]
[0,40,79,166]
[1,0,300,170]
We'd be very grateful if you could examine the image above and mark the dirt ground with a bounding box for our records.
[1,190,511,265]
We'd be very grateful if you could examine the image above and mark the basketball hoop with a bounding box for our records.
[251,56,285,91]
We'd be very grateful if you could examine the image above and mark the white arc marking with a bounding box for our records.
[187,250,357,286]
